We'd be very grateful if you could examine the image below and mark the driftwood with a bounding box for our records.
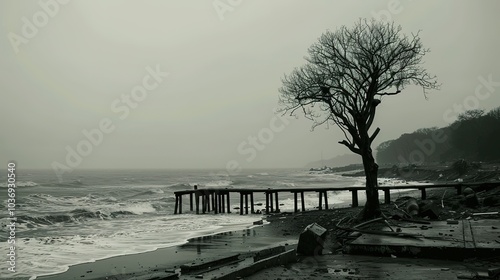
[472,212,499,216]
[335,225,423,238]
[352,217,384,229]
[441,190,447,208]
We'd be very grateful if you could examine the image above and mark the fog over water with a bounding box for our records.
[1,1,499,170]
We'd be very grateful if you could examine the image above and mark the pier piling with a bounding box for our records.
[172,182,500,215]
[274,192,279,212]
[240,193,244,215]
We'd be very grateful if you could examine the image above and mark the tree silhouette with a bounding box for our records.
[457,109,484,122]
[279,19,439,220]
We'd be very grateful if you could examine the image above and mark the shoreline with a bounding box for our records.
[27,177,420,280]
[10,215,264,280]
[20,176,461,280]
[33,217,295,280]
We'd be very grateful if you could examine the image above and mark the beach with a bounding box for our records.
[33,207,368,280]
[36,222,298,280]
[5,167,487,280]
[34,192,427,280]
[1,168,372,279]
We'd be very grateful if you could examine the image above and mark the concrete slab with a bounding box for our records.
[177,244,298,279]
[469,219,500,250]
[345,220,500,260]
[247,254,478,280]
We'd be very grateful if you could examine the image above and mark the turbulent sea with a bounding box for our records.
[0,168,410,279]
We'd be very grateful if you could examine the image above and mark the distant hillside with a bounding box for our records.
[376,107,500,165]
[304,153,362,169]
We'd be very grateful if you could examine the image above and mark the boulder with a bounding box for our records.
[405,198,419,217]
[463,187,475,196]
[297,223,327,256]
[483,195,500,207]
[463,194,479,208]
[419,201,441,220]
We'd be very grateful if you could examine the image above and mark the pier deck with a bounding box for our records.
[173,182,500,215]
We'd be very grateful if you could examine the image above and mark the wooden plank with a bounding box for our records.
[173,182,500,214]
[173,181,500,196]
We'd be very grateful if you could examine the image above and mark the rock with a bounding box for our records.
[405,198,419,217]
[419,201,441,220]
[484,196,500,207]
[441,268,450,271]
[297,223,327,256]
[488,267,500,278]
[464,194,479,208]
[463,187,475,196]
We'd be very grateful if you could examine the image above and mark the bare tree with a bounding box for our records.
[457,109,485,122]
[279,19,439,220]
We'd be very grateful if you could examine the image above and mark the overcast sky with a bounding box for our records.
[1,0,500,171]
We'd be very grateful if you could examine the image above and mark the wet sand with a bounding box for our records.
[35,221,297,280]
[31,188,427,280]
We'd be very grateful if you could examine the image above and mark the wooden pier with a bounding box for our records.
[173,182,500,215]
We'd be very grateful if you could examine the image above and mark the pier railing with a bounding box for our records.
[173,182,500,215]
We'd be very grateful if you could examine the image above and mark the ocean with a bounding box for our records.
[0,168,410,279]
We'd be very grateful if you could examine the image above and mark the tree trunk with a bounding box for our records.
[360,147,381,220]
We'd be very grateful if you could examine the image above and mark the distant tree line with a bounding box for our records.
[376,107,500,165]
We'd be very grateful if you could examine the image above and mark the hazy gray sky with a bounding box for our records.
[1,0,500,171]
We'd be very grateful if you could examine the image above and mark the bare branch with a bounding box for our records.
[279,18,439,156]
[339,140,361,154]
[370,127,381,143]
